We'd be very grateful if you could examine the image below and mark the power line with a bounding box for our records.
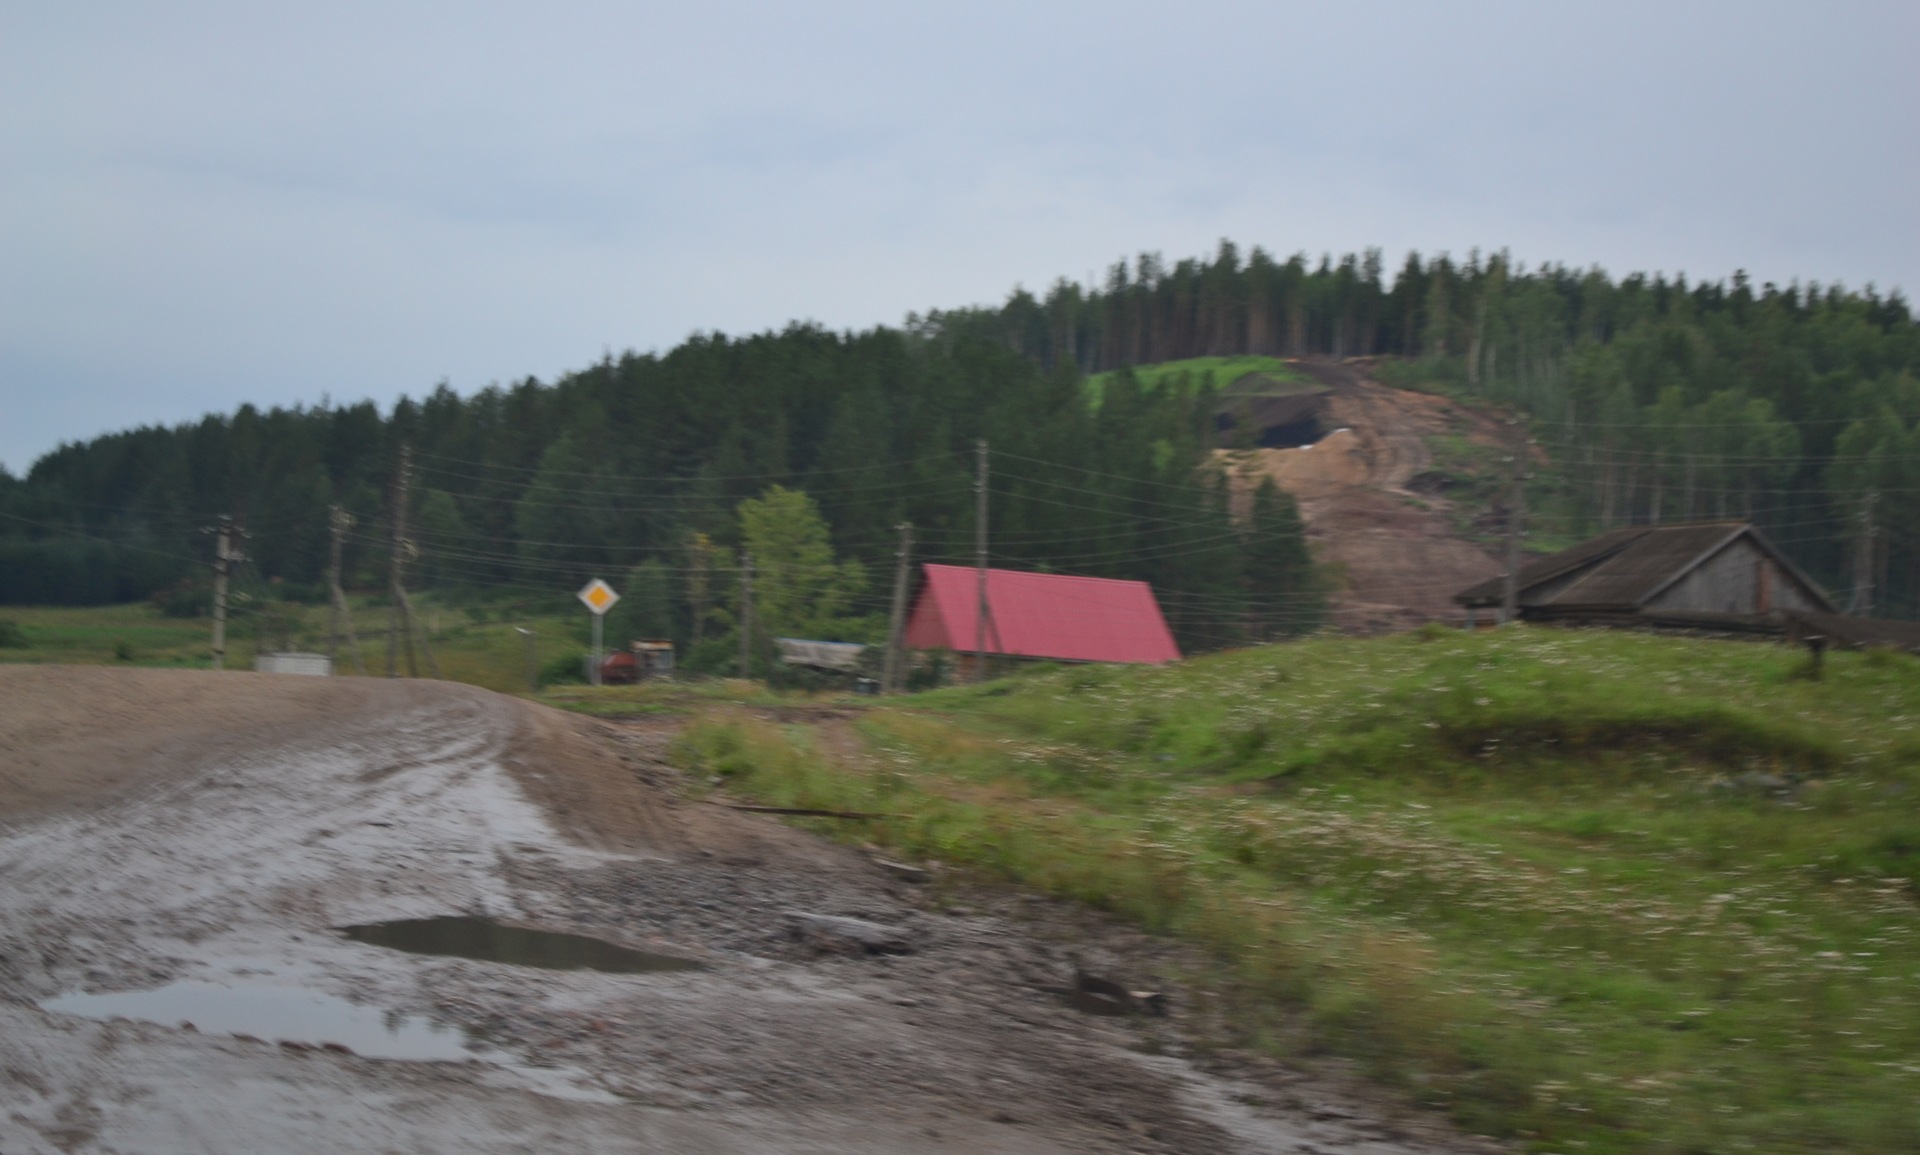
[0,510,205,564]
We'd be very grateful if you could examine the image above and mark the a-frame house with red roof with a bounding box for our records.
[904,563,1181,671]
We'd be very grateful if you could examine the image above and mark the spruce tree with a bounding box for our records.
[1243,478,1319,639]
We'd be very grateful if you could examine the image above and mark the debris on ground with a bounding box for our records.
[787,911,915,955]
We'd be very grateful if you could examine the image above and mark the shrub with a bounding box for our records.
[152,578,209,618]
[537,649,589,686]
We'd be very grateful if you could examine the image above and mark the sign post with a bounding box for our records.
[576,578,620,687]
[513,627,537,692]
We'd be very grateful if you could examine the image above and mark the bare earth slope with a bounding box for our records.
[0,668,1479,1155]
[1219,360,1504,634]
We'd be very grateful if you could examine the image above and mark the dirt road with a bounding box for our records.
[0,667,1484,1154]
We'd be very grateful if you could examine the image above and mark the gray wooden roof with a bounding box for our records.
[1455,521,1834,612]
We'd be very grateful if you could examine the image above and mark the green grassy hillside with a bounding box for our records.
[1084,354,1308,407]
[674,628,1920,1154]
[0,603,218,667]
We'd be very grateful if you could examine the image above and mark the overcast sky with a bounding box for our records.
[2,1,1915,473]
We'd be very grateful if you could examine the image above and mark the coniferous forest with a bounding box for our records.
[0,316,1315,657]
[4,241,1916,654]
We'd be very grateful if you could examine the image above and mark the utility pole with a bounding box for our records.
[205,515,245,670]
[1501,417,1528,625]
[687,533,713,649]
[974,438,992,682]
[327,504,367,675]
[383,443,441,679]
[387,444,412,677]
[374,441,439,675]
[883,521,913,693]
[211,515,231,670]
[395,581,441,678]
[1851,489,1878,616]
[738,551,754,680]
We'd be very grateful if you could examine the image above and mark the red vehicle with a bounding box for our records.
[600,640,675,684]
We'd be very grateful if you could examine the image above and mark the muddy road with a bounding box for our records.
[0,667,1485,1154]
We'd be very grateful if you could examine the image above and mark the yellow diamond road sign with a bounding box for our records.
[577,578,620,616]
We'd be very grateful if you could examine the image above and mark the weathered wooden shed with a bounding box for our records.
[1454,521,1835,628]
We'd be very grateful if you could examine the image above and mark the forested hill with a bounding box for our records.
[0,323,1319,655]
[3,242,1917,645]
[941,245,1919,612]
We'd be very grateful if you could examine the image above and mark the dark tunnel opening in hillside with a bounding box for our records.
[1214,389,1331,450]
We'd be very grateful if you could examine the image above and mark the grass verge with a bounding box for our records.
[0,597,593,694]
[671,628,1920,1154]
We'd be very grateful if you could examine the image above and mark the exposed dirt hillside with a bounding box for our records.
[1217,359,1507,634]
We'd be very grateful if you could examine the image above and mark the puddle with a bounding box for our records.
[339,916,704,974]
[39,981,622,1103]
[41,981,477,1061]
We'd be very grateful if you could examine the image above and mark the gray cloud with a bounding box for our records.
[3,0,1915,472]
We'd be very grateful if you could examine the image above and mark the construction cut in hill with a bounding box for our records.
[1215,358,1506,634]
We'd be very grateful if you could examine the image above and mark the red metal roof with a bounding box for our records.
[904,564,1181,664]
